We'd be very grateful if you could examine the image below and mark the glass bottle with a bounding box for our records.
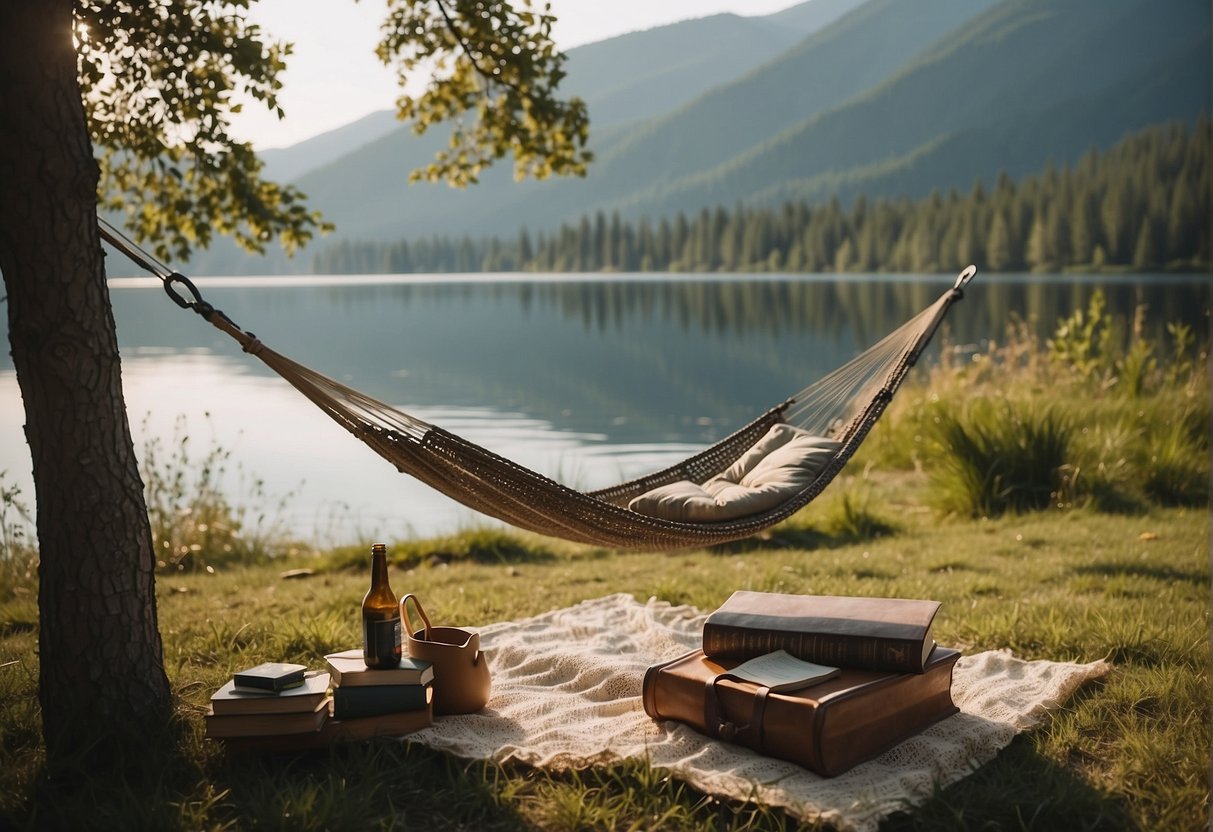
[361,543,402,668]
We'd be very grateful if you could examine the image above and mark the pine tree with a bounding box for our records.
[1070,194,1096,266]
[834,237,855,272]
[986,211,1012,272]
[1133,217,1158,270]
[593,211,608,271]
[1166,175,1196,261]
[1101,183,1132,263]
[578,215,593,271]
[517,227,533,271]
[671,212,689,271]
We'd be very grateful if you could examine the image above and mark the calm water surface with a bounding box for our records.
[1,272,1207,542]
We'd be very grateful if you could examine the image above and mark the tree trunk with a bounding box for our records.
[0,0,172,756]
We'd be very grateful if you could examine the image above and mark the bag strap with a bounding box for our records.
[400,593,433,640]
[704,675,771,753]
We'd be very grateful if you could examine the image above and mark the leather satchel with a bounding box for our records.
[401,594,491,715]
[642,646,960,777]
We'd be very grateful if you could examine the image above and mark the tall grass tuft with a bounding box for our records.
[1139,421,1210,506]
[141,414,298,572]
[0,472,36,601]
[817,489,899,541]
[1072,392,1210,511]
[864,292,1209,514]
[927,400,1077,517]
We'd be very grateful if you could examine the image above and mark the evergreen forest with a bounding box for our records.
[314,120,1210,276]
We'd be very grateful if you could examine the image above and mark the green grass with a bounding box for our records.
[0,494,1207,831]
[858,292,1210,518]
[926,399,1077,517]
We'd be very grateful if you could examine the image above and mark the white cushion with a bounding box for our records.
[627,424,841,522]
[624,480,724,523]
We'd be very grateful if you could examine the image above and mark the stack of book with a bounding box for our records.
[206,654,436,751]
[642,591,961,777]
[205,663,332,743]
[323,648,435,732]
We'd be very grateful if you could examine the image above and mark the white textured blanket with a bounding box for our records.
[409,594,1108,832]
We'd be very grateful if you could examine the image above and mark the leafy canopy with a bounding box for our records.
[378,0,591,186]
[75,0,589,261]
[76,1,323,261]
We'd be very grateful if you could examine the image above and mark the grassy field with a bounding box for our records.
[0,294,1209,830]
[0,482,1207,831]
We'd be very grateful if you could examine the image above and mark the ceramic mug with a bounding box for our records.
[400,594,491,715]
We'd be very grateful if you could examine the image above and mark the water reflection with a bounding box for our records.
[299,272,1206,344]
[94,271,1209,349]
[0,273,1206,540]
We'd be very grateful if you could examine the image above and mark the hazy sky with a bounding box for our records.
[231,0,801,150]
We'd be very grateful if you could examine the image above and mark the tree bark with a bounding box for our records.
[0,0,172,756]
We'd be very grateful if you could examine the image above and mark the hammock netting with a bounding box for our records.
[101,219,974,550]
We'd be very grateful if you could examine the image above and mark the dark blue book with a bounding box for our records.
[231,662,308,693]
[332,683,431,719]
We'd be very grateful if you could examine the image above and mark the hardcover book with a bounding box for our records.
[643,646,960,777]
[231,661,308,693]
[211,672,331,716]
[332,682,431,720]
[325,648,435,687]
[204,697,330,739]
[702,591,941,674]
[324,688,434,743]
[218,688,433,751]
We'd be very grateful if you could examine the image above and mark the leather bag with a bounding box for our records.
[401,594,491,715]
[643,646,960,776]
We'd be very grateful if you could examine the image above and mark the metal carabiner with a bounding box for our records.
[953,265,977,291]
[163,272,207,312]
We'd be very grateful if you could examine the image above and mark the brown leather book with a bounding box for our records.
[702,591,942,674]
[642,646,960,777]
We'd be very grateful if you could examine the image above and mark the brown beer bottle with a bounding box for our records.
[361,543,402,668]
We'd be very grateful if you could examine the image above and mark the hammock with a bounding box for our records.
[100,220,975,550]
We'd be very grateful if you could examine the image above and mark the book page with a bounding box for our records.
[722,650,840,692]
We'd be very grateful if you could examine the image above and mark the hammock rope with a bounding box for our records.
[99,219,975,550]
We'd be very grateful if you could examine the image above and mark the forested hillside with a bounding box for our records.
[625,0,1210,220]
[167,0,1210,276]
[489,0,1000,236]
[314,120,1210,275]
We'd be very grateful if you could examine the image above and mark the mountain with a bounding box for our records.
[625,0,1211,217]
[179,0,1211,276]
[258,110,401,183]
[293,0,875,233]
[286,3,840,180]
[748,14,1213,209]
[556,5,865,131]
[486,0,1001,237]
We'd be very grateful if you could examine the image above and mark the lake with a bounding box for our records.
[1,272,1207,544]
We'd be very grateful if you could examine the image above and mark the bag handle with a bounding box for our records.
[400,593,433,641]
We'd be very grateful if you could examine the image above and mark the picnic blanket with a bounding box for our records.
[409,593,1109,832]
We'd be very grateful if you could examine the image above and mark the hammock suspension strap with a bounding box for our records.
[99,219,269,356]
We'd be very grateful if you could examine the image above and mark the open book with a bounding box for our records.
[718,650,839,692]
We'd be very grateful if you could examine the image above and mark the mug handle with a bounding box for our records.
[400,593,433,641]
